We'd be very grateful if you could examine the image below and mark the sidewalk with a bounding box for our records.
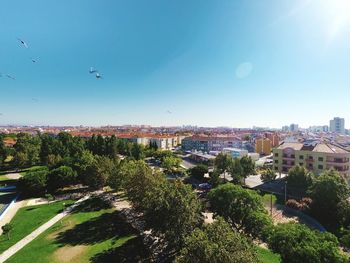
[0,195,90,263]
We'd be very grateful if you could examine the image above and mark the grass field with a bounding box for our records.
[257,246,281,263]
[0,200,74,254]
[6,197,151,263]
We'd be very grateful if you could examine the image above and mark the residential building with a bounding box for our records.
[273,141,350,178]
[222,148,248,159]
[330,117,345,134]
[265,133,279,147]
[255,138,272,155]
[181,136,242,152]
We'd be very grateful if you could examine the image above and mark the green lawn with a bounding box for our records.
[0,200,74,253]
[257,246,281,263]
[6,197,151,263]
[0,175,9,181]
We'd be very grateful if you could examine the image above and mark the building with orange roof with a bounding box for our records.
[273,141,350,178]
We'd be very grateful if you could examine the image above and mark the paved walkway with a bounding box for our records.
[0,195,90,263]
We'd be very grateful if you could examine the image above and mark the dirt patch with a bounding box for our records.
[46,221,76,241]
[53,245,87,263]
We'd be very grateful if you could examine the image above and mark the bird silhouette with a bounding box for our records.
[166,110,172,114]
[89,67,98,74]
[95,72,102,79]
[6,74,15,80]
[17,38,28,48]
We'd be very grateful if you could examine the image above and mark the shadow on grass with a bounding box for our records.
[56,211,137,246]
[72,196,112,213]
[90,236,152,263]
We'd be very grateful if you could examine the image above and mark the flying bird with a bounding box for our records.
[6,74,15,80]
[31,98,39,102]
[89,67,98,74]
[30,58,37,63]
[166,110,172,114]
[17,38,28,48]
[95,72,102,79]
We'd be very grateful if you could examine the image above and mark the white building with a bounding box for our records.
[330,117,345,134]
[223,148,248,159]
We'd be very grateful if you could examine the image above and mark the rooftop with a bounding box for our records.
[277,142,349,154]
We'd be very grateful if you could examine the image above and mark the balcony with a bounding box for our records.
[326,158,349,164]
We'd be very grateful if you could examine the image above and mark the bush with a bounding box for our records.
[18,169,48,196]
[47,166,77,192]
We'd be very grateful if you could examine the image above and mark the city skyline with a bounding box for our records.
[1,0,350,127]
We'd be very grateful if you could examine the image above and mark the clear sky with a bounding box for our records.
[1,0,350,128]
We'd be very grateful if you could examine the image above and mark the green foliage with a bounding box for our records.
[228,158,244,184]
[13,133,41,168]
[261,168,277,182]
[287,165,314,194]
[175,217,258,263]
[84,156,118,189]
[208,184,272,239]
[0,134,7,167]
[2,223,13,240]
[214,152,232,174]
[308,170,350,230]
[122,161,202,250]
[47,165,77,192]
[18,168,49,196]
[189,164,208,181]
[268,222,347,263]
[240,156,255,178]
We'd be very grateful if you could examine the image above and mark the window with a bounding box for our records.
[318,165,323,169]
[299,155,304,159]
[274,160,278,164]
[318,157,323,162]
[291,154,295,158]
[299,162,303,166]
[274,153,278,157]
[274,166,278,170]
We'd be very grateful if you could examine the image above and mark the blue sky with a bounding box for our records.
[1,0,350,128]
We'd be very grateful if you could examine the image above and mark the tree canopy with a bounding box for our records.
[208,184,272,239]
[175,217,258,263]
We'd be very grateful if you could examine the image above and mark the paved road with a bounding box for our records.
[0,195,90,263]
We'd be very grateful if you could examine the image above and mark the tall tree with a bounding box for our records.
[208,183,272,239]
[287,165,314,195]
[214,153,232,180]
[175,217,258,263]
[308,170,350,230]
[268,222,347,263]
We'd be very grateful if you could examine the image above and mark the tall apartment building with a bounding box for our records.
[273,141,350,178]
[255,138,272,155]
[181,136,242,152]
[330,117,345,134]
[265,133,279,147]
[289,124,299,132]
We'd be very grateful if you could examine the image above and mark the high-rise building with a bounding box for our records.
[289,124,299,132]
[330,117,345,134]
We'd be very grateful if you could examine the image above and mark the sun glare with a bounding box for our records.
[320,0,350,41]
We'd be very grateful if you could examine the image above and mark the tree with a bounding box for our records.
[308,170,350,230]
[175,217,258,263]
[228,158,244,184]
[13,133,41,167]
[240,156,255,178]
[84,156,116,189]
[287,165,314,195]
[189,164,208,181]
[208,184,272,239]
[0,134,7,167]
[142,180,203,250]
[18,168,49,196]
[47,166,77,192]
[209,169,223,188]
[268,222,347,263]
[161,156,181,173]
[2,223,13,240]
[260,168,276,182]
[214,153,232,180]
